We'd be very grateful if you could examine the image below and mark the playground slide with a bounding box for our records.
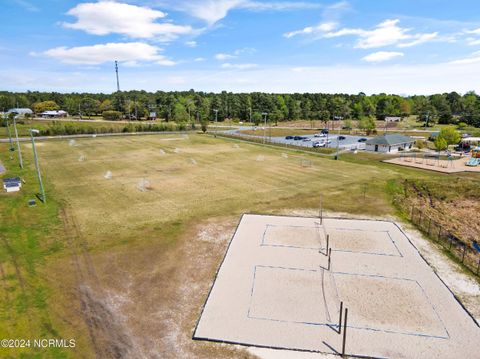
[465,158,480,167]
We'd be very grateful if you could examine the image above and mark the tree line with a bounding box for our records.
[1,90,480,127]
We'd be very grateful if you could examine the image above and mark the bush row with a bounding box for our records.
[38,122,183,136]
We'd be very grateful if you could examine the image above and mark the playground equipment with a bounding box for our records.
[466,157,480,167]
[466,147,480,167]
[472,146,480,158]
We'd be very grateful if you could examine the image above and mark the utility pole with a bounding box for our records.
[30,129,46,204]
[335,126,340,160]
[13,116,23,168]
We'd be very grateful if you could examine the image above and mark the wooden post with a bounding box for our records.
[326,234,330,256]
[342,308,348,357]
[338,301,343,334]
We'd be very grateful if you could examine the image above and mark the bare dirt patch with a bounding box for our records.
[79,216,259,358]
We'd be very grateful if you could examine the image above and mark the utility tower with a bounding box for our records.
[115,60,120,92]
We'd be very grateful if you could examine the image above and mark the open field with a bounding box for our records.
[0,134,478,358]
[195,215,479,358]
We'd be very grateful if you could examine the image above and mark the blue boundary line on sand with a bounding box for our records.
[247,265,450,340]
[262,224,403,257]
[192,214,478,358]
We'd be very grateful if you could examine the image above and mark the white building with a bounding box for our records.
[40,110,68,118]
[7,108,33,117]
[366,134,414,153]
[385,116,402,122]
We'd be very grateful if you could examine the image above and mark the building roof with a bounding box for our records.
[366,134,414,146]
[3,177,21,184]
[7,108,33,114]
[40,110,67,115]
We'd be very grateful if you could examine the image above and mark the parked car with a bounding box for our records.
[303,137,311,142]
[321,129,329,134]
[293,136,303,140]
[285,136,294,140]
[358,138,368,142]
[312,141,325,148]
[338,136,346,140]
[325,139,332,144]
[314,133,326,138]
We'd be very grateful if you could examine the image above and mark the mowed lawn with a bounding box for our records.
[37,134,420,250]
[1,133,448,358]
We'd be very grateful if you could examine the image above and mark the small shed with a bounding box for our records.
[366,134,414,153]
[3,177,22,193]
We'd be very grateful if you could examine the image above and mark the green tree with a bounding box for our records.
[438,126,461,145]
[434,136,448,151]
[33,100,59,113]
[358,116,376,135]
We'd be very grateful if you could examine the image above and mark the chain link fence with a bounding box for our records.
[394,198,480,277]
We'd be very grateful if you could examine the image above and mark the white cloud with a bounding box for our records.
[185,40,197,47]
[397,32,438,48]
[63,1,193,40]
[194,57,206,62]
[284,22,337,38]
[467,38,480,46]
[214,48,255,61]
[42,42,175,65]
[169,0,322,25]
[449,51,480,65]
[242,1,322,11]
[13,0,39,12]
[221,63,258,69]
[362,51,404,63]
[177,0,244,25]
[215,53,236,61]
[288,18,438,49]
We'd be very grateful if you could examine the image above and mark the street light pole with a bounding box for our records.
[30,129,46,204]
[13,117,23,168]
[5,115,14,151]
[335,126,340,160]
[213,109,218,137]
[262,112,268,144]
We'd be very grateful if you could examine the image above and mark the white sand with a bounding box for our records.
[194,214,480,358]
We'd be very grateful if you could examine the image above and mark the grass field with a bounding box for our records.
[0,133,476,358]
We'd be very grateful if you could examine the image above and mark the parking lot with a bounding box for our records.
[270,133,369,149]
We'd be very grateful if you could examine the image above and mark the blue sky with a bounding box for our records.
[1,0,480,94]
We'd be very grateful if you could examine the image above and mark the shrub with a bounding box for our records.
[102,110,122,121]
